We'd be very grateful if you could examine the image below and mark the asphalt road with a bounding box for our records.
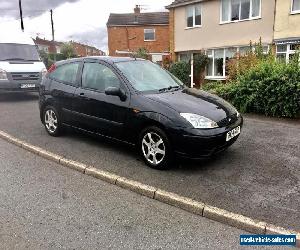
[0,92,299,232]
[0,138,270,250]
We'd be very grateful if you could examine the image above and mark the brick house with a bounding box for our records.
[107,6,170,63]
[34,37,105,57]
[71,41,105,57]
[34,37,63,54]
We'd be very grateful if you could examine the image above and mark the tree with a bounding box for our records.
[135,48,149,60]
[61,43,76,59]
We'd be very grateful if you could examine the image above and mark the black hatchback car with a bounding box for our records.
[39,57,243,170]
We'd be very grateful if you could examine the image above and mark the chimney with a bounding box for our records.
[134,5,140,14]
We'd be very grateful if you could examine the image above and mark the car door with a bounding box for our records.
[48,61,81,124]
[72,60,130,140]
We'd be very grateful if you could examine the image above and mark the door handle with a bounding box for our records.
[78,92,90,101]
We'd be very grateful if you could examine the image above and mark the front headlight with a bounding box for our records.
[235,109,240,117]
[0,68,8,81]
[41,68,47,79]
[180,113,219,129]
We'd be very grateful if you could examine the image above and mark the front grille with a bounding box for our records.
[217,113,238,127]
[11,72,40,81]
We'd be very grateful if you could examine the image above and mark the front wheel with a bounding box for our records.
[139,126,173,170]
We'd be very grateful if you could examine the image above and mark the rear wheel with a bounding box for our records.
[43,105,62,137]
[139,126,173,170]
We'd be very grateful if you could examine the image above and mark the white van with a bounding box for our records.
[0,32,47,92]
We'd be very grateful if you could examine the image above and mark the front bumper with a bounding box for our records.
[170,116,243,159]
[0,80,39,92]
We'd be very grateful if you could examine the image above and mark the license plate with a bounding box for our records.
[21,84,36,89]
[226,126,241,142]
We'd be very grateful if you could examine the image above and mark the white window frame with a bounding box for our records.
[185,4,202,29]
[220,0,262,24]
[144,29,156,41]
[205,45,269,79]
[276,43,300,63]
[291,0,300,14]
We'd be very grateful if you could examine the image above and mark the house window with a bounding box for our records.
[144,29,155,41]
[221,0,261,23]
[179,52,191,62]
[292,0,300,13]
[206,45,268,79]
[276,43,300,63]
[186,4,202,28]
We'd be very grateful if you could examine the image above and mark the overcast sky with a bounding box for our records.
[0,0,172,53]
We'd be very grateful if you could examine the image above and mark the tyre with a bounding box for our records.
[139,126,173,170]
[43,105,62,137]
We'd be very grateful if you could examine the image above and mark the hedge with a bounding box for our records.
[206,61,300,118]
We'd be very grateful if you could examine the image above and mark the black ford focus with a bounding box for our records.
[39,57,243,170]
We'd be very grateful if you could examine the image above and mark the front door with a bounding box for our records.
[72,60,130,140]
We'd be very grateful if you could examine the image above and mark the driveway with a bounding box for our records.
[0,92,299,232]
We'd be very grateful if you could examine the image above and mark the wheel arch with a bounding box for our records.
[40,98,60,123]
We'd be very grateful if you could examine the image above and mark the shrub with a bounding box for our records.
[193,53,209,73]
[48,53,66,62]
[226,40,275,81]
[209,61,300,118]
[61,43,76,59]
[202,80,225,92]
[169,61,190,85]
[134,48,150,60]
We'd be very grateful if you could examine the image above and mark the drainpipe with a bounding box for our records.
[126,26,130,52]
[272,0,277,45]
[190,53,194,88]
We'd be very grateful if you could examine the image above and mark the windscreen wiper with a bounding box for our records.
[159,86,181,92]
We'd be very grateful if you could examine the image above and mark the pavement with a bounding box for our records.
[1,138,281,250]
[0,92,299,233]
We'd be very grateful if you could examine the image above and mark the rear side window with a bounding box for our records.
[82,62,120,92]
[50,63,80,86]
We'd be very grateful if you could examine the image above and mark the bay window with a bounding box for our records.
[206,45,268,78]
[186,4,202,28]
[221,0,261,23]
[292,0,300,13]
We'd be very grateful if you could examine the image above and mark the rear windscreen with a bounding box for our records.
[0,43,40,61]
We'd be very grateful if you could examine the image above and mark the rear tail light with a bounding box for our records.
[47,64,56,74]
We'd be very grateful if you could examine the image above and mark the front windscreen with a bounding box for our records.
[116,60,184,92]
[0,43,40,61]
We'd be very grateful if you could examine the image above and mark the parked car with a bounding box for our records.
[0,31,47,92]
[39,57,243,170]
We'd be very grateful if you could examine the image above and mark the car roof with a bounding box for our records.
[56,56,144,66]
[0,31,35,45]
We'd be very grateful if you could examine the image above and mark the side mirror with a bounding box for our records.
[105,87,127,101]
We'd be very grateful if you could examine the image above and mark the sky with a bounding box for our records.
[0,0,172,53]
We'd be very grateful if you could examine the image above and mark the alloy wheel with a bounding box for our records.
[44,109,58,134]
[142,132,166,165]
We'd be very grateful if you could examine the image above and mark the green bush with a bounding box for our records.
[209,61,300,118]
[48,53,66,62]
[202,81,225,92]
[169,61,190,85]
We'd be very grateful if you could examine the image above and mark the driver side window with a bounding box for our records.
[82,62,120,92]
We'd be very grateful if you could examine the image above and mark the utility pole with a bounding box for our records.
[19,0,24,32]
[50,9,56,62]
